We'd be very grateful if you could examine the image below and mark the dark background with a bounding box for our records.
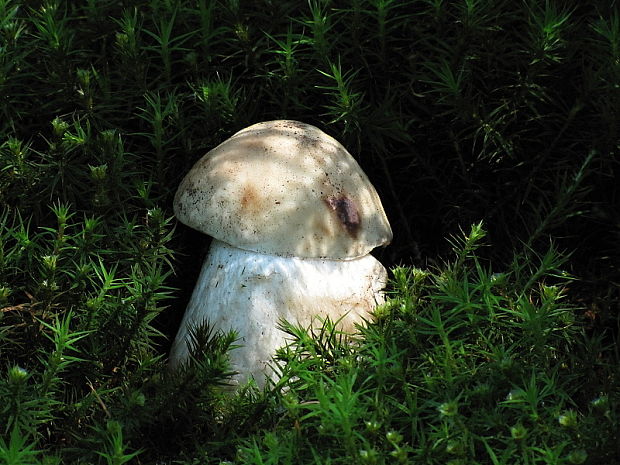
[1,0,618,346]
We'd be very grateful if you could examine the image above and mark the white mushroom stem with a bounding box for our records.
[169,239,388,386]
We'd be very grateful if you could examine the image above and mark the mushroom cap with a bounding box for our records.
[173,120,392,259]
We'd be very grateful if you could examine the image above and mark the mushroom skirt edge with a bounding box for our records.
[168,239,388,387]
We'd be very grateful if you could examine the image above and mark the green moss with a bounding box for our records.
[0,1,618,463]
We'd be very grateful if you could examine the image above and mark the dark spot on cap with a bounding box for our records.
[240,185,261,213]
[297,134,320,148]
[325,195,361,238]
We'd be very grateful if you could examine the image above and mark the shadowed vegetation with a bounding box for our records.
[0,1,618,463]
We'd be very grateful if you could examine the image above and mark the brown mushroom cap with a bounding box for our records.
[173,120,392,259]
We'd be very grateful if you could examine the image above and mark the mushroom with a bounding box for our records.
[169,120,392,386]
